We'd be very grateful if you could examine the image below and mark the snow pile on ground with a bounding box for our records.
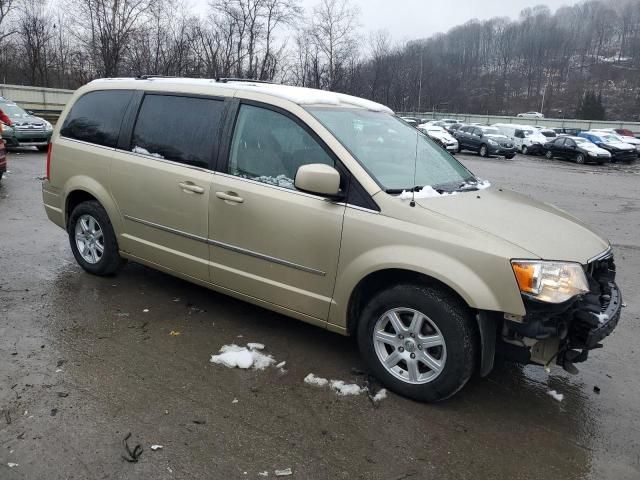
[330,380,365,396]
[546,390,564,402]
[210,344,276,370]
[304,373,329,387]
[372,389,388,402]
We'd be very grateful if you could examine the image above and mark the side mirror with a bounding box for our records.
[295,164,342,198]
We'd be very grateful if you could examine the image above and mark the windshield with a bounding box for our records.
[574,138,590,145]
[601,135,620,142]
[480,126,500,135]
[1,103,29,118]
[308,107,476,192]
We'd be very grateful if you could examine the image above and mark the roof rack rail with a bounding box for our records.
[134,75,180,80]
[215,77,277,84]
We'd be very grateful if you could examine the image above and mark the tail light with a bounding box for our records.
[46,143,52,180]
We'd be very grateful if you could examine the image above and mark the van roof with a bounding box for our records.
[89,77,393,114]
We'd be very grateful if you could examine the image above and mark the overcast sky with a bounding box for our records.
[192,0,573,40]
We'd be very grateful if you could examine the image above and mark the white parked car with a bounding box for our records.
[492,124,549,155]
[417,124,459,153]
[517,112,544,119]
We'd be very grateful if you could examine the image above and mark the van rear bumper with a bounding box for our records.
[42,181,65,229]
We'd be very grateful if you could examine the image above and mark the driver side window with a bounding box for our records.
[228,104,334,190]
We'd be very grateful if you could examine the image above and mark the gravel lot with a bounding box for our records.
[1,149,639,479]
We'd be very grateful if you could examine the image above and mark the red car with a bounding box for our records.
[0,139,6,181]
[615,128,637,138]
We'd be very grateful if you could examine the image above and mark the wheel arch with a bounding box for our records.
[63,176,122,234]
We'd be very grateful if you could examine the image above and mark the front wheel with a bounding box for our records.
[545,150,553,159]
[357,284,478,402]
[522,145,529,155]
[68,200,124,276]
[479,144,489,157]
[575,153,585,164]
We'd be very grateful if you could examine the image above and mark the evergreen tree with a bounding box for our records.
[577,90,606,120]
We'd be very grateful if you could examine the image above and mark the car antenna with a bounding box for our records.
[410,131,419,207]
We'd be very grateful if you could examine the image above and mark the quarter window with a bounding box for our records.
[60,90,133,147]
[131,94,225,169]
[228,104,333,190]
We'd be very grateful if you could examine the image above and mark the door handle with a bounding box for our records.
[179,182,205,194]
[215,191,244,203]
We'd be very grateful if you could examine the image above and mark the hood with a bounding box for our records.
[580,143,609,154]
[484,134,510,142]
[429,131,456,143]
[11,115,46,126]
[602,141,635,151]
[527,132,548,144]
[415,188,608,263]
[619,137,640,145]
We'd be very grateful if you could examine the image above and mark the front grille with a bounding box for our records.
[15,124,45,132]
[612,150,637,161]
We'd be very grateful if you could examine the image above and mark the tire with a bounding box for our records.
[456,144,462,153]
[479,144,488,157]
[545,150,553,159]
[68,200,123,276]
[37,145,49,152]
[522,145,528,155]
[505,154,515,159]
[575,153,585,164]
[357,283,478,402]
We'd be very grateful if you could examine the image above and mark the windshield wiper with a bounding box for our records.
[385,186,446,195]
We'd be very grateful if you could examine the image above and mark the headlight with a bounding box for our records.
[44,121,53,131]
[588,151,596,157]
[511,260,589,303]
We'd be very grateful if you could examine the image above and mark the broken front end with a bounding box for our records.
[497,249,622,374]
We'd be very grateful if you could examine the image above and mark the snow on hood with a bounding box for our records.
[397,180,491,200]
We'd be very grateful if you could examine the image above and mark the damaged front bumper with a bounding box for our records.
[495,249,623,374]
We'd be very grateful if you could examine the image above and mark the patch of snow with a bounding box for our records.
[210,344,275,370]
[8,463,19,468]
[274,467,293,476]
[330,380,364,396]
[276,361,286,369]
[372,389,388,402]
[55,368,63,373]
[258,472,269,477]
[232,398,238,404]
[247,343,265,350]
[150,445,163,451]
[132,145,165,159]
[304,373,329,387]
[596,313,609,324]
[398,186,444,200]
[547,390,564,402]
[476,179,491,190]
[143,309,149,313]
[242,173,295,189]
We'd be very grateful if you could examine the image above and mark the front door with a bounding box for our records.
[208,103,345,320]
[110,93,226,281]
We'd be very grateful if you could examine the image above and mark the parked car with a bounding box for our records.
[611,128,637,138]
[517,111,544,119]
[590,129,640,153]
[454,125,516,158]
[553,127,582,136]
[578,131,637,162]
[43,78,623,402]
[492,124,548,155]
[417,124,459,153]
[446,123,465,134]
[439,118,459,125]
[399,117,419,127]
[544,136,611,164]
[537,128,557,139]
[0,98,53,151]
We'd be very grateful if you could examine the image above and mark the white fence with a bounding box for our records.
[399,111,640,134]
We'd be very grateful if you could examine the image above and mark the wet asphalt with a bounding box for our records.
[1,150,639,479]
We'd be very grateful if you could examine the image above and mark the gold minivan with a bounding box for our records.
[42,78,622,401]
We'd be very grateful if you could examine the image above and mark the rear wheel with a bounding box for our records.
[522,145,529,155]
[68,200,124,276]
[479,144,488,157]
[575,153,585,164]
[357,284,478,402]
[545,150,553,159]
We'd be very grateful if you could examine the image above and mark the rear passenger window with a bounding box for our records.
[131,95,225,169]
[228,104,333,190]
[60,90,133,147]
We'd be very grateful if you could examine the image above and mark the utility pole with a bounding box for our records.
[418,52,423,114]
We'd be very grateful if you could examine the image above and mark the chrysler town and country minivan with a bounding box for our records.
[42,78,623,401]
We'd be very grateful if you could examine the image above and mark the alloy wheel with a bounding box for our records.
[373,307,447,384]
[74,214,104,264]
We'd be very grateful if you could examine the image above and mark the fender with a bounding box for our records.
[328,244,525,329]
[63,175,124,236]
